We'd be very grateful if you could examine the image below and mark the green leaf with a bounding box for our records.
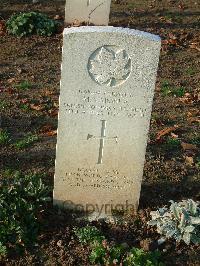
[184,225,195,233]
[6,12,58,37]
[190,217,200,225]
[183,232,191,245]
[170,202,181,220]
[190,234,200,244]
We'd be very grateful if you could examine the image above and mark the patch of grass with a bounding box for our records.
[190,136,200,146]
[14,134,38,149]
[0,242,7,258]
[19,103,30,111]
[174,15,183,23]
[127,2,137,8]
[1,169,19,179]
[160,81,185,97]
[196,157,200,168]
[0,130,10,145]
[0,100,8,110]
[162,12,182,23]
[163,137,181,152]
[15,81,32,90]
[0,172,50,255]
[172,86,185,97]
[160,80,172,96]
[164,13,173,21]
[185,67,196,76]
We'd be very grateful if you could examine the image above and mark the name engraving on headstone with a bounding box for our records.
[88,45,132,87]
[63,90,147,118]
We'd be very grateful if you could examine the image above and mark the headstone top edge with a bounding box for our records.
[63,26,161,42]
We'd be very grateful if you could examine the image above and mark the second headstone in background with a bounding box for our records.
[65,0,111,25]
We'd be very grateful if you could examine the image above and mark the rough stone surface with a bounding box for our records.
[54,26,161,219]
[65,0,111,25]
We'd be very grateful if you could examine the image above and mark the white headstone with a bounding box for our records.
[65,0,111,25]
[54,26,161,219]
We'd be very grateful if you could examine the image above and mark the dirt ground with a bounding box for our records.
[0,0,200,265]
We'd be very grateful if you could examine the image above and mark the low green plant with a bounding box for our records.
[172,86,185,97]
[0,100,8,110]
[164,14,173,21]
[15,81,32,90]
[186,67,196,76]
[124,248,164,266]
[0,242,7,257]
[75,226,165,265]
[160,81,185,97]
[160,80,171,96]
[196,157,200,168]
[163,137,181,152]
[90,242,126,265]
[14,134,38,149]
[6,12,59,37]
[0,130,10,145]
[74,226,105,244]
[0,172,50,254]
[148,199,200,245]
[89,244,107,264]
[2,168,14,178]
[190,136,200,146]
[19,103,30,111]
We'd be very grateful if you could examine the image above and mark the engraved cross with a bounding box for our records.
[87,120,118,164]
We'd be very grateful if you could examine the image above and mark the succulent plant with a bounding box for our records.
[148,199,200,245]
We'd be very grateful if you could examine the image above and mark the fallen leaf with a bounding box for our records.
[72,19,82,27]
[39,125,51,132]
[21,98,29,104]
[54,15,63,20]
[159,16,173,24]
[0,20,6,36]
[6,88,15,94]
[30,103,45,111]
[185,156,194,166]
[156,126,179,140]
[171,132,179,139]
[186,111,193,117]
[39,125,57,136]
[181,142,198,151]
[57,240,63,247]
[45,130,57,136]
[168,33,177,40]
[7,78,15,84]
[48,108,58,117]
[0,86,5,93]
[17,68,23,74]
[178,2,185,10]
[179,90,200,104]
[43,90,55,96]
[187,117,200,124]
[169,39,178,45]
[189,42,200,52]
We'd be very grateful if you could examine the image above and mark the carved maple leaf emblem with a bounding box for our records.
[89,46,131,87]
